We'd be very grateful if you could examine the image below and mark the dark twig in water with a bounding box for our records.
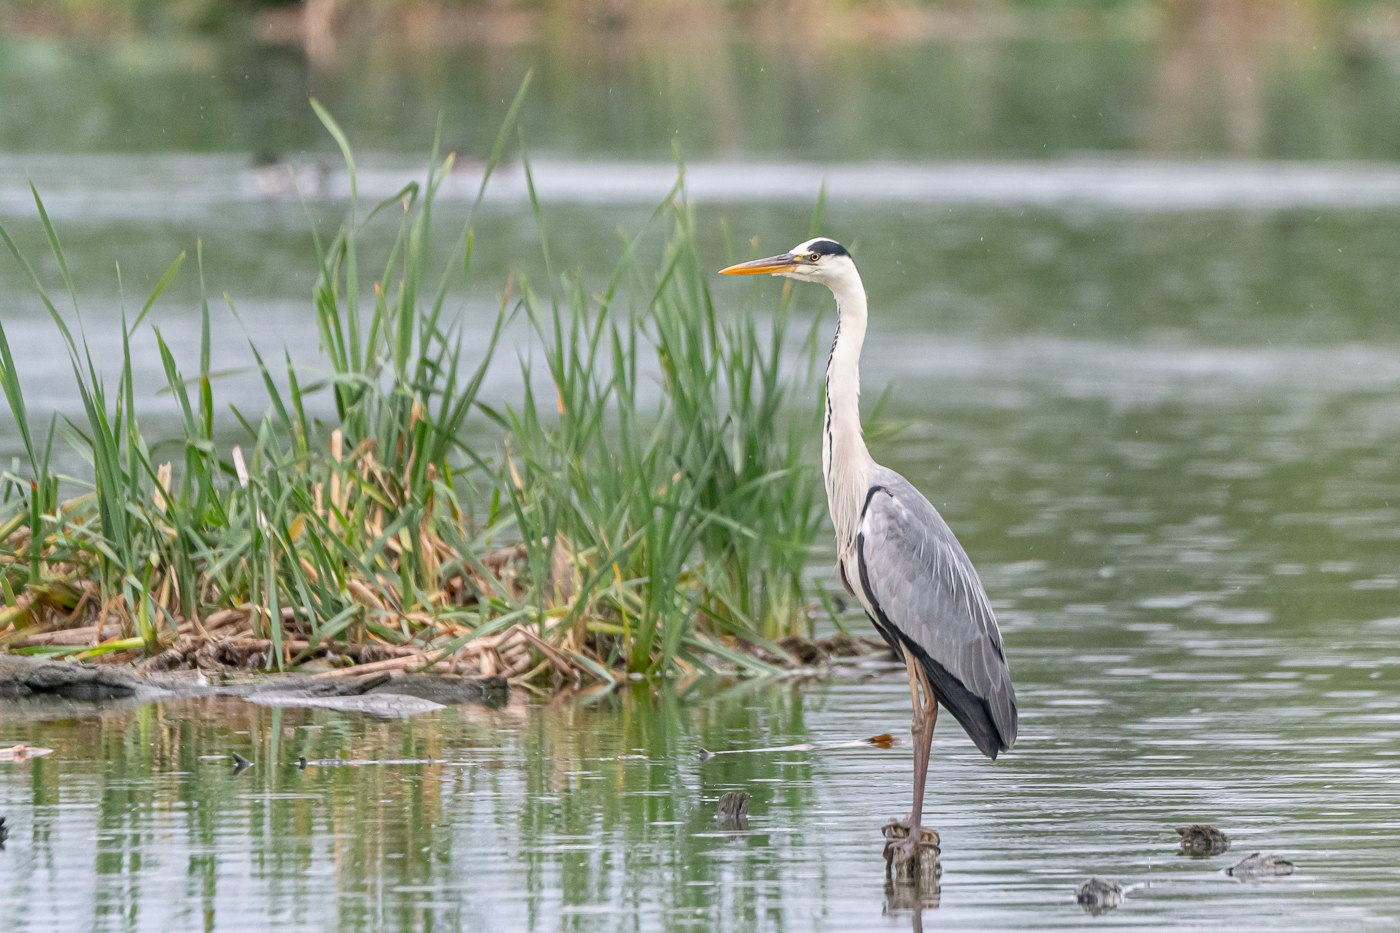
[1076,877,1124,915]
[1177,823,1230,857]
[715,791,751,831]
[230,752,253,774]
[0,815,8,848]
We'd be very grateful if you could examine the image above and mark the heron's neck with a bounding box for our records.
[822,272,876,560]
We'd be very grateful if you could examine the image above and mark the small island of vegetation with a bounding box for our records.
[0,96,864,688]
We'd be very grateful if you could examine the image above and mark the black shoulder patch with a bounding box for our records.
[808,238,849,257]
[860,484,890,518]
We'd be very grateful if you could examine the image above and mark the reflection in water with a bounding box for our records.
[885,874,941,925]
[884,862,940,907]
[1150,0,1275,154]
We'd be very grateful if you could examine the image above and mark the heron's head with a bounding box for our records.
[719,237,856,289]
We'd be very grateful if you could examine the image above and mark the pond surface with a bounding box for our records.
[3,11,1400,931]
[2,625,1398,933]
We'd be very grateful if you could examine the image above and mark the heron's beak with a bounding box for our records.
[719,253,800,276]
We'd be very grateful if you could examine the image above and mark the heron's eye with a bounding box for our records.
[806,252,820,263]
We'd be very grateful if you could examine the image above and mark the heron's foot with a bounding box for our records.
[881,818,940,848]
[882,819,940,883]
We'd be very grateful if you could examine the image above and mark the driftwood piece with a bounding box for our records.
[0,655,164,701]
[310,653,436,679]
[6,626,102,648]
[1227,852,1295,879]
[245,692,447,717]
[0,653,505,711]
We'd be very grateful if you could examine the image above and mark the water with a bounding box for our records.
[3,11,1400,931]
[2,644,1398,930]
[1,316,1396,927]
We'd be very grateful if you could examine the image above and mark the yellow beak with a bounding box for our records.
[718,253,800,276]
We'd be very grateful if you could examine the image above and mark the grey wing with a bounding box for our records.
[856,468,1018,757]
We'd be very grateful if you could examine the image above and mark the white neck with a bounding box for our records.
[821,267,876,561]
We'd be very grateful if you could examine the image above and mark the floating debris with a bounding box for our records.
[230,752,253,775]
[1177,823,1231,857]
[0,745,55,763]
[0,815,8,847]
[698,733,898,761]
[715,791,750,831]
[1227,852,1294,880]
[244,693,446,717]
[1076,877,1124,915]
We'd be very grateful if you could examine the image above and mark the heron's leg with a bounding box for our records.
[903,644,922,715]
[884,644,941,875]
[907,653,939,833]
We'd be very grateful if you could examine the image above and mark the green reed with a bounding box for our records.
[0,101,831,682]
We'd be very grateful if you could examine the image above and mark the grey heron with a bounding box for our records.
[720,238,1018,872]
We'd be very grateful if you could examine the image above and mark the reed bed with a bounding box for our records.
[0,103,854,686]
